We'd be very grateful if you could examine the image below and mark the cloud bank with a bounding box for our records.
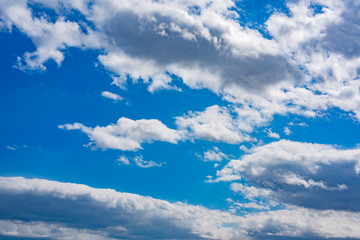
[1,177,360,240]
[218,140,360,211]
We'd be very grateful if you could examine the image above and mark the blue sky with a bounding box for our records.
[1,0,360,239]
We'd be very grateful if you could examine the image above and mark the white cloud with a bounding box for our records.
[117,156,130,165]
[230,183,273,201]
[133,155,163,168]
[117,155,162,168]
[3,0,360,126]
[266,129,280,139]
[0,220,111,240]
[176,105,254,144]
[1,177,360,240]
[199,147,228,162]
[218,140,360,211]
[284,126,291,135]
[239,145,250,153]
[0,0,301,94]
[59,117,184,151]
[0,0,101,70]
[241,207,360,239]
[266,0,360,118]
[101,91,123,101]
[98,52,174,92]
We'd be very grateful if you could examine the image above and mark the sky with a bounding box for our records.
[0,0,360,239]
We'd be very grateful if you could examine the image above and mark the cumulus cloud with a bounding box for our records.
[0,0,301,93]
[1,177,360,240]
[267,0,360,117]
[59,117,184,151]
[218,140,360,211]
[176,105,254,144]
[92,0,301,94]
[2,0,360,124]
[58,103,292,152]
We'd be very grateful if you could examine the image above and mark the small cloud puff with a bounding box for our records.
[198,146,229,162]
[101,91,123,101]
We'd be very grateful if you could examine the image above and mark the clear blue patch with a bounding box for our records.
[232,0,290,39]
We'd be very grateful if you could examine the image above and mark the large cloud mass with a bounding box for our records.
[1,0,360,121]
[1,177,360,240]
[218,140,360,211]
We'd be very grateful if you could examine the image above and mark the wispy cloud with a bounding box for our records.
[117,155,163,168]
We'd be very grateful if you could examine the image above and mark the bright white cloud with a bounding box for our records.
[1,177,360,240]
[59,117,184,151]
[218,140,360,211]
[101,91,123,101]
[176,105,254,144]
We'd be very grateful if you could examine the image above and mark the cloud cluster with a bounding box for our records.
[1,177,360,240]
[218,140,360,211]
[1,0,360,141]
[60,103,287,151]
[267,0,360,117]
[0,0,101,70]
[0,0,301,92]
[1,0,360,122]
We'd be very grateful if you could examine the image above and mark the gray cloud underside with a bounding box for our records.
[1,177,360,240]
[101,11,302,92]
[219,140,360,211]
